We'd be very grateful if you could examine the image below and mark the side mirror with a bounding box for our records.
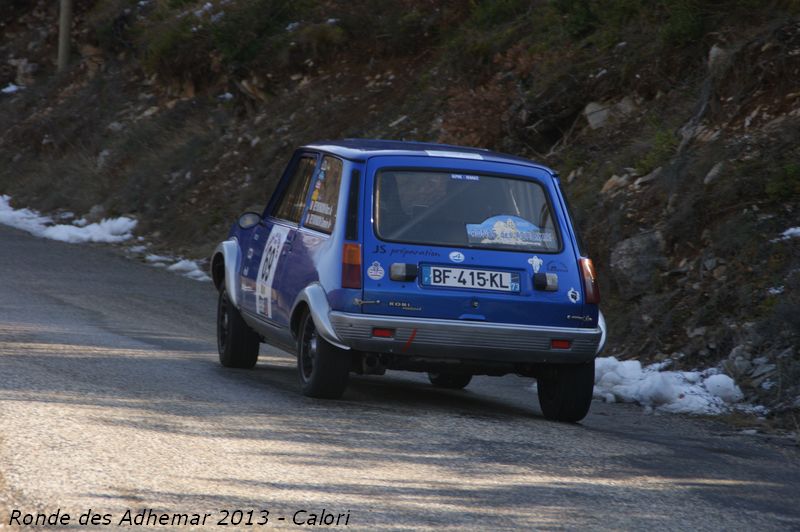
[237,212,262,229]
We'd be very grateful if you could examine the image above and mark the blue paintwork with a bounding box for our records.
[358,154,592,328]
[225,139,599,338]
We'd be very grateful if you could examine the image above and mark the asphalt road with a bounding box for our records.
[1,224,799,531]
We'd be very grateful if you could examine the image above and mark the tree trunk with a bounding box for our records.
[57,0,73,72]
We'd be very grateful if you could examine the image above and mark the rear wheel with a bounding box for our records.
[537,361,595,422]
[428,372,472,390]
[217,287,260,368]
[297,310,350,398]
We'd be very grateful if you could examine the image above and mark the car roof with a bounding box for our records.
[303,139,555,174]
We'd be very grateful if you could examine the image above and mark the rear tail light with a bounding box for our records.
[372,327,394,338]
[579,258,600,304]
[342,243,362,289]
[551,339,572,350]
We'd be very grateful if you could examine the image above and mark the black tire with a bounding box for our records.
[217,287,260,368]
[428,372,472,389]
[297,310,350,398]
[537,361,595,422]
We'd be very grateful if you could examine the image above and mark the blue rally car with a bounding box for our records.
[211,139,606,422]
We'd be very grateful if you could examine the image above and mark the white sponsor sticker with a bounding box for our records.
[367,261,385,280]
[568,287,580,303]
[449,251,465,263]
[309,200,333,215]
[425,150,484,160]
[256,225,290,318]
[528,255,543,273]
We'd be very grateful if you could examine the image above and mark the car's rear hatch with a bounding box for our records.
[359,156,590,329]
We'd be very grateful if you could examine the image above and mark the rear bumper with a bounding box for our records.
[328,311,605,364]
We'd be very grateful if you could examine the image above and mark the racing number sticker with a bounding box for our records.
[256,225,290,318]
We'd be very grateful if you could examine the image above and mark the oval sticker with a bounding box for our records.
[449,251,465,263]
[367,261,385,280]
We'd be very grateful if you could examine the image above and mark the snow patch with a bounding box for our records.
[0,195,136,243]
[1,195,210,281]
[167,259,211,282]
[2,83,23,94]
[594,356,744,415]
[146,253,173,263]
[40,218,137,243]
[0,195,52,234]
[146,255,210,281]
[773,227,800,242]
[194,2,213,17]
[703,374,744,403]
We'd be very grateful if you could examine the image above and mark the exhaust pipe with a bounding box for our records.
[362,354,386,375]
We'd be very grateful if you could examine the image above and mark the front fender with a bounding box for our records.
[291,284,350,351]
[212,239,241,308]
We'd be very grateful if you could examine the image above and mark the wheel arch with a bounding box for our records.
[290,283,350,350]
[596,310,607,355]
[212,253,225,291]
[290,301,309,341]
[212,239,242,307]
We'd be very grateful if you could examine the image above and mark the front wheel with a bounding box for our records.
[537,361,595,422]
[217,287,260,368]
[297,310,350,398]
[428,372,472,390]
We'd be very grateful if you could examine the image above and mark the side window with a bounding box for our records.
[273,155,317,223]
[304,155,343,234]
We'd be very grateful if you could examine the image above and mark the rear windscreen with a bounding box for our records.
[375,170,560,252]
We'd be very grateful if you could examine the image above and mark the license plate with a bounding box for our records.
[421,265,520,293]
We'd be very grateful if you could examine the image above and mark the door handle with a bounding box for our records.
[282,231,296,255]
